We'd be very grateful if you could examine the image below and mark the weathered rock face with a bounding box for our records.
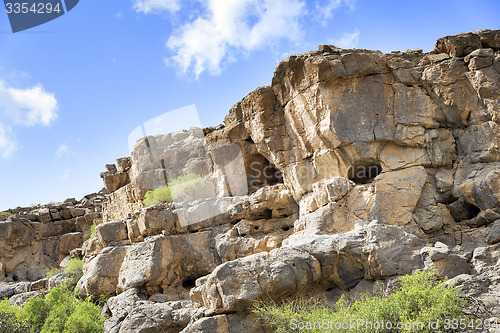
[0,191,106,282]
[226,32,499,225]
[3,30,500,333]
[83,29,500,333]
[78,184,298,300]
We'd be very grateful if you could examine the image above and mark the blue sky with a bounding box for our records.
[0,0,498,210]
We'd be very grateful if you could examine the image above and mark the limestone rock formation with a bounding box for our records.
[1,29,500,332]
[0,191,106,282]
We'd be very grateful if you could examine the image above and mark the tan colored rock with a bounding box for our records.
[115,232,220,297]
[116,235,180,296]
[455,163,500,211]
[378,144,430,171]
[298,176,354,215]
[293,201,357,236]
[9,291,43,307]
[57,232,84,256]
[101,172,131,194]
[370,166,427,225]
[130,128,211,197]
[215,216,295,262]
[96,221,128,245]
[421,243,471,278]
[286,221,423,288]
[190,247,321,313]
[433,32,482,57]
[180,313,272,333]
[136,205,175,237]
[116,300,193,333]
[102,184,144,222]
[77,246,128,298]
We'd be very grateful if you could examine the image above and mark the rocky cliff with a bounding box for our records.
[1,29,500,332]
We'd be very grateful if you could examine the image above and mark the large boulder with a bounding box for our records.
[181,313,272,333]
[190,247,321,314]
[77,246,129,298]
[287,221,424,289]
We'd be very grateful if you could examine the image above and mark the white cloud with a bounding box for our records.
[55,143,68,159]
[133,0,180,14]
[0,122,18,159]
[316,0,355,24]
[331,29,360,48]
[166,0,305,78]
[0,80,58,127]
[60,169,71,180]
[0,79,58,159]
[55,139,78,160]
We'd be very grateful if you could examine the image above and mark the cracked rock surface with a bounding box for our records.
[1,29,500,332]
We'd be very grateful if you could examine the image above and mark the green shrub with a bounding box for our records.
[89,224,97,239]
[40,286,75,333]
[253,270,468,333]
[143,186,173,207]
[0,311,31,333]
[64,259,84,281]
[45,267,62,279]
[89,217,103,239]
[63,299,104,333]
[19,294,51,331]
[142,173,206,207]
[0,299,20,316]
[0,211,12,218]
[169,173,203,186]
[170,173,206,200]
[1,283,104,333]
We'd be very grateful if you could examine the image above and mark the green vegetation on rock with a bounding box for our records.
[0,211,12,218]
[252,270,467,333]
[0,283,103,333]
[143,186,173,207]
[143,173,205,207]
[64,259,84,282]
[45,267,61,279]
[89,217,103,240]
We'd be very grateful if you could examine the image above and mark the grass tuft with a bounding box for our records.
[142,173,205,207]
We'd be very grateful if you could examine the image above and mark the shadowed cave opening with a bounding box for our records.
[182,278,197,289]
[467,204,481,220]
[448,198,481,221]
[246,154,283,193]
[348,160,382,184]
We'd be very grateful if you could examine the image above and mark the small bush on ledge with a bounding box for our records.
[252,270,468,333]
[64,259,84,283]
[0,211,12,218]
[143,186,173,207]
[45,267,62,279]
[143,173,205,207]
[89,217,103,240]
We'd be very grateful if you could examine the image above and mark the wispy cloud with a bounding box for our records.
[331,29,360,48]
[165,0,305,78]
[60,169,71,180]
[0,122,18,159]
[0,79,58,159]
[55,143,68,159]
[133,0,180,14]
[315,0,355,25]
[55,139,78,159]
